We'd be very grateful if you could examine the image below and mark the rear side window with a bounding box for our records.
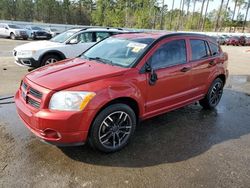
[96,32,111,42]
[149,39,187,69]
[190,39,210,61]
[209,42,220,56]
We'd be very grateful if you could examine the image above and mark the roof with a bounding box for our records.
[67,27,124,33]
[113,32,211,40]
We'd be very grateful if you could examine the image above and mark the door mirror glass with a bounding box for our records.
[5,27,8,30]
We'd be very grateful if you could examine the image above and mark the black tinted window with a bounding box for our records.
[190,40,209,60]
[149,39,187,69]
[209,42,220,56]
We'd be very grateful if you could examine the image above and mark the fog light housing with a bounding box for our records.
[41,129,61,140]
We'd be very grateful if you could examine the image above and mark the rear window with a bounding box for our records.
[190,39,210,61]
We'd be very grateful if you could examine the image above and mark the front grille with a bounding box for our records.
[30,87,43,99]
[21,81,43,109]
[27,97,40,109]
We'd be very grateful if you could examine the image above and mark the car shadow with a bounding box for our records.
[60,90,250,167]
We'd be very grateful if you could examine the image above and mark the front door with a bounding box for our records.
[144,38,193,116]
[66,32,95,58]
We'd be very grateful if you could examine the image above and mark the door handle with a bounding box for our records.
[180,67,191,72]
[209,60,216,66]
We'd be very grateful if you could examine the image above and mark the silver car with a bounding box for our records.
[0,23,28,40]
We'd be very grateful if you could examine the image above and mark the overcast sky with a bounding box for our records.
[160,0,250,20]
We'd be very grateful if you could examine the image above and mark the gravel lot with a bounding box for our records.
[0,38,250,187]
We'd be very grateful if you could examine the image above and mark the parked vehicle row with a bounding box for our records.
[0,23,61,40]
[214,34,250,46]
[13,27,127,67]
[14,31,229,152]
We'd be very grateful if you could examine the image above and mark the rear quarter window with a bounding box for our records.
[190,39,210,61]
[209,42,220,56]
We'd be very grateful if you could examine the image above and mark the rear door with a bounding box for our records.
[144,37,193,116]
[188,38,218,96]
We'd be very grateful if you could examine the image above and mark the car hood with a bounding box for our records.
[14,41,63,51]
[26,58,127,90]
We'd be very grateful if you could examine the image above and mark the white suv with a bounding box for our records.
[13,27,126,67]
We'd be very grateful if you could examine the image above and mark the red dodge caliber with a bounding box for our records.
[15,33,228,152]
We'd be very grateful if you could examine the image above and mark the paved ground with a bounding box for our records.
[0,38,250,187]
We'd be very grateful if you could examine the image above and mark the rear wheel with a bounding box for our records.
[199,78,224,109]
[41,54,61,67]
[89,103,137,153]
[10,33,16,40]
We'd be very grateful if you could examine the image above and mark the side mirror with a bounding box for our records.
[5,27,8,30]
[145,62,158,85]
[68,38,78,44]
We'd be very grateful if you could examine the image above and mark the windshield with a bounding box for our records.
[8,24,21,29]
[50,30,77,43]
[31,26,43,30]
[82,37,154,67]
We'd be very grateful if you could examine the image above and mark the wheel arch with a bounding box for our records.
[38,50,66,63]
[216,74,226,86]
[95,97,140,123]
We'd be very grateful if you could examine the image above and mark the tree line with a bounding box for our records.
[0,0,249,32]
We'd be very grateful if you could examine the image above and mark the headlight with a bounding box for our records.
[17,50,36,57]
[49,91,96,111]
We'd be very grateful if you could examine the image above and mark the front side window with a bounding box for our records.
[149,39,187,69]
[71,32,93,43]
[190,39,210,61]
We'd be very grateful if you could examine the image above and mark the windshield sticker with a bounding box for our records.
[127,42,147,53]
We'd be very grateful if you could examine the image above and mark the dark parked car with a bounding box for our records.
[15,32,228,152]
[25,25,52,40]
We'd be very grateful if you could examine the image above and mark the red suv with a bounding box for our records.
[15,33,228,152]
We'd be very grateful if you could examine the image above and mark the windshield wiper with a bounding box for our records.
[88,57,113,65]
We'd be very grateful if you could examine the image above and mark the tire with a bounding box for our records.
[40,54,61,67]
[199,78,224,109]
[10,33,16,40]
[88,103,137,153]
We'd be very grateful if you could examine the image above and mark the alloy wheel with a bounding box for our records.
[209,82,223,106]
[45,58,58,65]
[98,111,132,149]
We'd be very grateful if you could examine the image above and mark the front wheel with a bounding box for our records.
[89,104,137,153]
[199,78,224,109]
[41,54,61,66]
